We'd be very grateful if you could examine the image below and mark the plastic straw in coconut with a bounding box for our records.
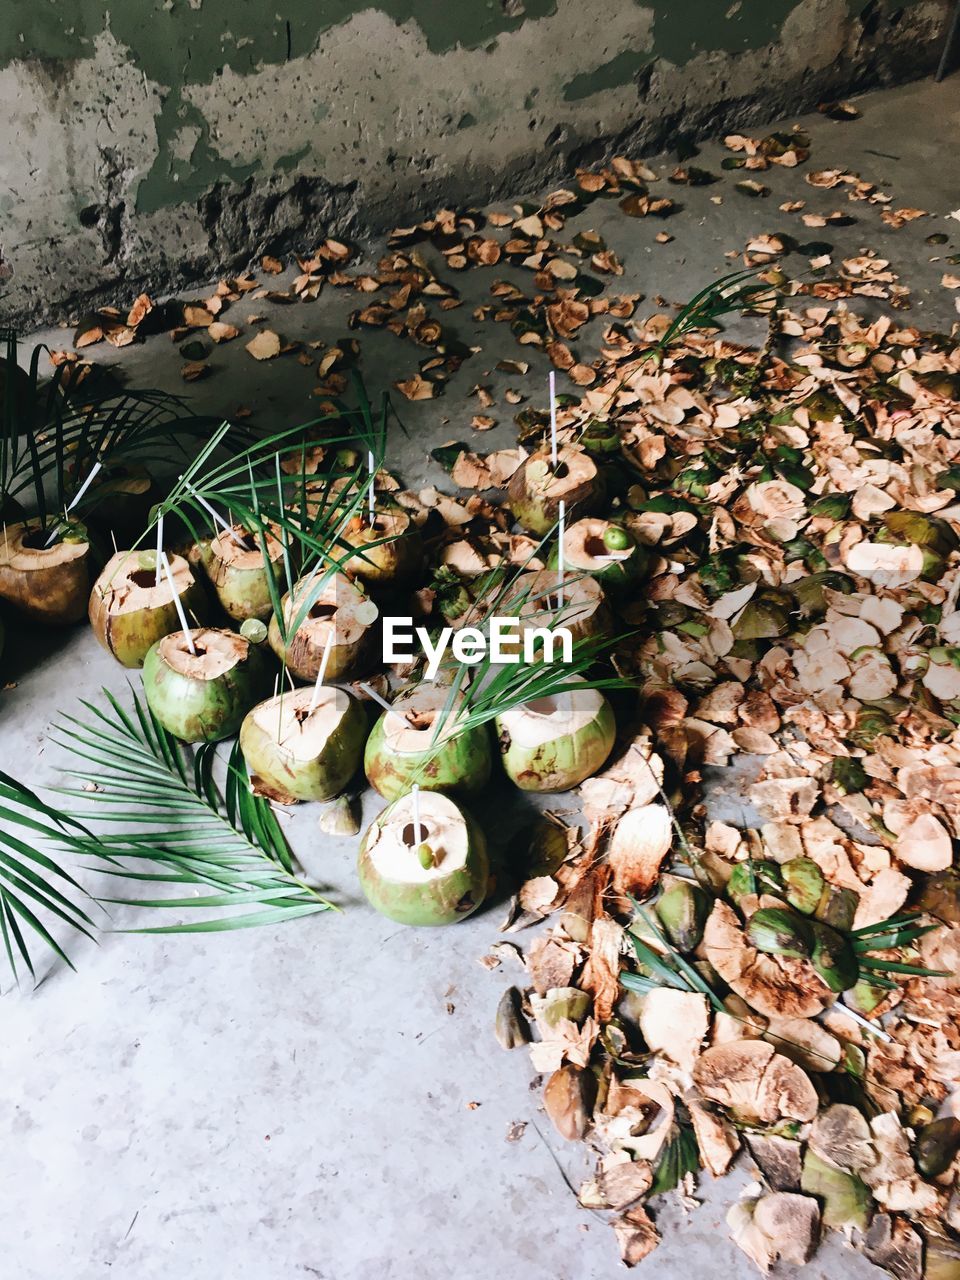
[180,477,247,547]
[154,512,164,588]
[367,450,376,525]
[548,370,558,469]
[160,552,196,655]
[308,630,334,714]
[358,681,412,727]
[411,783,423,847]
[45,460,103,546]
[556,499,565,611]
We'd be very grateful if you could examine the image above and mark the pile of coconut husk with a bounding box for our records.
[480,303,960,1277]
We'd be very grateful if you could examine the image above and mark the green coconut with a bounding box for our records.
[364,683,492,799]
[267,572,376,682]
[89,549,208,668]
[240,684,367,803]
[341,509,422,586]
[0,520,92,625]
[507,445,605,535]
[547,516,648,598]
[495,568,612,657]
[86,464,159,543]
[143,626,271,742]
[495,677,616,792]
[357,790,490,926]
[200,523,286,621]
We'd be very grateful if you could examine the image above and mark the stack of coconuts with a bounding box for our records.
[11,432,644,930]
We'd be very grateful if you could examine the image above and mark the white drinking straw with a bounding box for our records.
[45,460,103,546]
[308,630,334,714]
[556,499,566,611]
[180,477,247,547]
[367,450,376,524]
[160,552,196,654]
[154,512,164,588]
[358,681,412,727]
[411,783,423,847]
[548,370,558,468]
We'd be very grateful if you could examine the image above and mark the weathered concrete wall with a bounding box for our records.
[0,0,948,325]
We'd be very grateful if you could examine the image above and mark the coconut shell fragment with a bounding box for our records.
[692,1039,817,1124]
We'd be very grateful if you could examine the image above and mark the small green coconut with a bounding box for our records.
[496,677,616,792]
[364,683,492,800]
[357,790,490,926]
[200,523,286,621]
[341,509,422,586]
[547,516,648,598]
[240,684,367,803]
[267,572,376,682]
[507,445,605,535]
[0,520,92,625]
[89,550,208,668]
[143,626,270,742]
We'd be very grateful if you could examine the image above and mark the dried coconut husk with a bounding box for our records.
[496,678,616,793]
[507,444,605,535]
[340,509,422,585]
[0,521,92,624]
[267,572,375,681]
[240,685,367,803]
[363,682,491,799]
[201,523,286,621]
[357,789,489,926]
[142,626,270,742]
[89,549,207,668]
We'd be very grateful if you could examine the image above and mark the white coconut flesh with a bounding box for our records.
[529,447,597,497]
[564,518,632,570]
[1,523,87,568]
[94,551,194,614]
[366,791,469,884]
[158,627,249,680]
[504,570,603,632]
[381,684,466,756]
[498,679,604,749]
[211,525,284,569]
[251,687,355,758]
[284,575,369,646]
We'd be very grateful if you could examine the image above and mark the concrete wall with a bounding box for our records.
[0,0,948,325]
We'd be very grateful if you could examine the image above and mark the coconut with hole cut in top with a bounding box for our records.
[495,568,612,657]
[495,677,616,792]
[358,790,489,926]
[341,510,422,585]
[364,683,492,799]
[507,445,605,535]
[89,549,208,668]
[547,517,648,598]
[142,626,271,742]
[86,464,159,542]
[267,572,376,681]
[200,524,286,621]
[240,685,367,803]
[0,521,92,624]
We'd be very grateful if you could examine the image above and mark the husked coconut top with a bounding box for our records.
[381,683,466,754]
[366,791,469,884]
[158,627,249,680]
[1,521,88,568]
[563,518,632,569]
[503,569,603,631]
[211,524,284,570]
[527,446,597,498]
[251,686,356,759]
[93,550,194,613]
[347,511,409,543]
[283,572,370,644]
[498,676,606,749]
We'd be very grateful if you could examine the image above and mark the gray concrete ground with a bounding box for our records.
[2,77,958,1280]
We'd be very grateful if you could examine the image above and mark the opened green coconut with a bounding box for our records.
[240,685,367,803]
[548,517,648,598]
[0,521,92,624]
[496,676,615,792]
[364,683,492,799]
[496,568,612,657]
[200,523,286,621]
[89,549,208,668]
[507,445,605,535]
[86,464,159,542]
[143,626,270,742]
[341,509,422,586]
[268,572,376,682]
[358,790,489,926]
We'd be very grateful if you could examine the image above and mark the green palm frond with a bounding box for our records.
[50,688,335,932]
[653,268,773,353]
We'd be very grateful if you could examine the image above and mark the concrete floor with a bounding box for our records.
[2,77,958,1280]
